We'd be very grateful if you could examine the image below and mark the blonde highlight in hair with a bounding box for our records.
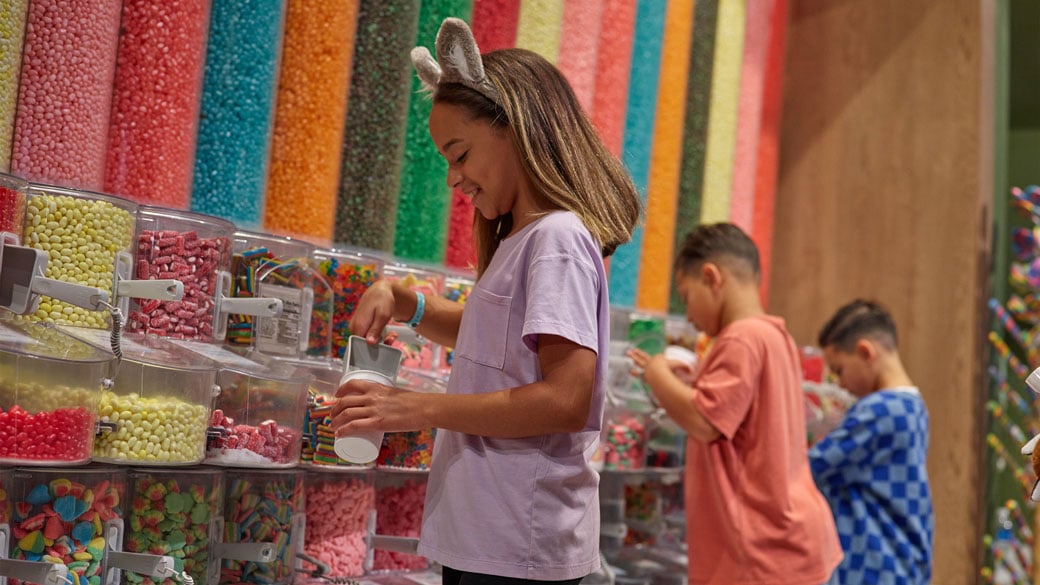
[433,49,642,277]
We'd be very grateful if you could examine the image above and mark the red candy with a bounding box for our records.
[373,476,428,571]
[0,405,94,464]
[206,410,301,466]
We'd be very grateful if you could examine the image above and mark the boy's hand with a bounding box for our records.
[627,348,697,388]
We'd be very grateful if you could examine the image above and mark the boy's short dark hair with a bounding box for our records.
[674,223,761,279]
[818,299,898,351]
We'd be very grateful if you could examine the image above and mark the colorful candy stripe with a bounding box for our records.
[105,0,209,208]
[336,0,420,251]
[670,0,719,314]
[635,0,695,312]
[590,0,637,157]
[750,0,788,302]
[557,0,605,112]
[986,433,1033,492]
[192,0,285,227]
[221,473,301,585]
[987,400,1028,445]
[987,330,1031,379]
[608,0,668,308]
[989,298,1036,364]
[727,0,773,232]
[394,0,473,263]
[699,0,745,224]
[987,364,1033,421]
[265,0,359,241]
[471,0,519,51]
[0,0,29,171]
[10,0,122,189]
[515,0,565,62]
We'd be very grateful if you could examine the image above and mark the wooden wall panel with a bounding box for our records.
[771,2,990,583]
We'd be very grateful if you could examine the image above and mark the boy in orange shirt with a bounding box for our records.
[629,223,841,585]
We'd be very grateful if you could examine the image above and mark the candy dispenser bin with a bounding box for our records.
[254,358,341,468]
[602,407,649,471]
[3,466,125,585]
[20,183,136,329]
[381,261,444,372]
[376,369,444,472]
[205,363,309,468]
[9,0,122,189]
[128,206,234,341]
[64,331,220,466]
[218,469,303,585]
[123,467,224,585]
[372,470,428,572]
[0,320,111,466]
[104,0,211,208]
[311,247,384,359]
[0,1,29,171]
[0,173,27,240]
[226,231,331,359]
[301,469,374,579]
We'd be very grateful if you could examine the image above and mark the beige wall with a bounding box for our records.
[771,1,991,583]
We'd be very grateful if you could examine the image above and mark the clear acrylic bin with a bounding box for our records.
[376,369,444,472]
[0,321,111,465]
[20,182,137,329]
[311,247,384,359]
[372,470,428,572]
[302,468,375,579]
[68,331,220,466]
[6,466,126,585]
[128,206,233,341]
[382,261,444,372]
[124,466,224,585]
[0,172,27,240]
[219,469,304,585]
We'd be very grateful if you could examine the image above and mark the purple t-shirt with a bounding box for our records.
[416,211,609,580]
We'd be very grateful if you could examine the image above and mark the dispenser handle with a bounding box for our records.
[370,535,420,555]
[116,279,184,301]
[215,542,276,562]
[0,559,70,585]
[220,296,283,317]
[33,276,110,311]
[106,552,175,578]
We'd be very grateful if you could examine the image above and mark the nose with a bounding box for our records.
[446,166,462,189]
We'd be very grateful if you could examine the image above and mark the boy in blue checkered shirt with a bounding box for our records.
[809,300,934,584]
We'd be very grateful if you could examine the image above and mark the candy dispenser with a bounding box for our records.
[602,407,648,471]
[104,0,211,208]
[0,173,27,240]
[311,247,384,359]
[20,183,136,329]
[0,321,111,466]
[381,261,444,372]
[0,1,29,171]
[69,331,220,466]
[376,369,444,472]
[218,469,303,585]
[191,0,286,227]
[278,358,343,468]
[226,231,331,359]
[9,0,122,189]
[122,467,224,585]
[301,469,374,580]
[3,466,125,585]
[371,471,428,572]
[128,207,281,342]
[205,362,309,468]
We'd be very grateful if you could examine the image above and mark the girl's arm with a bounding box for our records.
[331,334,596,437]
[351,279,464,348]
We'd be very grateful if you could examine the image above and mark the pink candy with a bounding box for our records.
[304,474,374,577]
[128,229,228,340]
[10,0,122,188]
[373,477,428,571]
[207,410,301,466]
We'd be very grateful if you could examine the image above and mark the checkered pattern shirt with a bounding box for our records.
[808,388,933,585]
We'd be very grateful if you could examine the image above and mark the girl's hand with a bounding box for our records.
[349,280,397,344]
[329,377,424,435]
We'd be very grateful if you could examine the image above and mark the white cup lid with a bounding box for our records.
[334,433,383,464]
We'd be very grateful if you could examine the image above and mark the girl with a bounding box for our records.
[332,17,641,585]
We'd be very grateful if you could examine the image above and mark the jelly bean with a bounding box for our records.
[93,390,210,464]
[0,2,30,170]
[0,382,97,463]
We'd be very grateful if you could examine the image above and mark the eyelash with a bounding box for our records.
[455,151,468,164]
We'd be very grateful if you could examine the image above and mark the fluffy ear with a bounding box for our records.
[435,17,486,86]
[410,47,442,92]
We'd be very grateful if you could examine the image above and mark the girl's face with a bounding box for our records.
[428,102,527,222]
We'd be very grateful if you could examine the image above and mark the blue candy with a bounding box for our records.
[27,483,52,505]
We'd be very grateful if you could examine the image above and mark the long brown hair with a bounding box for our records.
[432,49,642,277]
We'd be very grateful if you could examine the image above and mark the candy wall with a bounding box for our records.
[0,0,788,313]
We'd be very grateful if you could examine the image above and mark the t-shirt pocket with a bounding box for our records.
[455,288,512,369]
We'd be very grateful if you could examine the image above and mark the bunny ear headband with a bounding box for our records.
[410,17,502,106]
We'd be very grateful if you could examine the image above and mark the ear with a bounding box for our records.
[410,47,442,92]
[701,262,723,291]
[854,338,878,362]
[435,18,487,86]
